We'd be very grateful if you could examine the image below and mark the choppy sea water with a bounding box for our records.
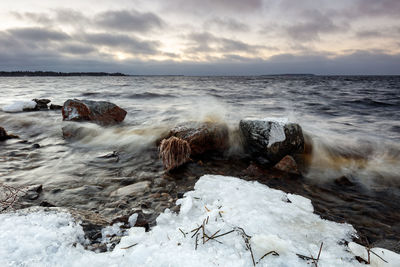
[0,75,399,250]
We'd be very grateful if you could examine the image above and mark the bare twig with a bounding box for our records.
[120,243,138,249]
[296,242,323,267]
[235,227,255,266]
[195,233,199,250]
[191,225,202,238]
[369,250,388,263]
[0,184,27,212]
[179,228,187,238]
[257,251,279,264]
[204,229,221,244]
[212,230,234,239]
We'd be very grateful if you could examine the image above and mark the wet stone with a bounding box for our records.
[110,181,151,197]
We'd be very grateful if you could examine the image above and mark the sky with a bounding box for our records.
[0,0,399,75]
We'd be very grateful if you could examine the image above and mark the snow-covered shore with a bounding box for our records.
[1,175,398,266]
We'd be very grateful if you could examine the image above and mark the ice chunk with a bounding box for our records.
[1,175,399,266]
[2,101,37,112]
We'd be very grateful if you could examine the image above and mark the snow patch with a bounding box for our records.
[65,106,80,120]
[263,117,288,147]
[1,175,399,266]
[2,101,36,112]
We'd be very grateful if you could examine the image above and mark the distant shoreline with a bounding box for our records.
[0,71,398,77]
[0,71,128,77]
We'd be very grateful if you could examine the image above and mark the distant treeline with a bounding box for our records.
[0,71,128,77]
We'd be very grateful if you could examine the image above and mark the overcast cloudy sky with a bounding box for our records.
[1,0,399,75]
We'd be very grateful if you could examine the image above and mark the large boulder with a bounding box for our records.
[167,121,229,155]
[239,119,304,166]
[0,126,18,141]
[62,99,127,126]
[159,121,229,171]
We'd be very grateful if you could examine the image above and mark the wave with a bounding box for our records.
[303,132,400,187]
[127,92,176,99]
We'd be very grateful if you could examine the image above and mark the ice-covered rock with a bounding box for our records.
[239,118,304,166]
[62,99,127,126]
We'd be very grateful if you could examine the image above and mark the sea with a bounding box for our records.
[0,75,399,251]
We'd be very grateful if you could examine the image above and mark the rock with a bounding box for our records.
[110,181,151,197]
[61,124,97,139]
[62,99,127,126]
[31,143,40,149]
[167,121,229,155]
[334,176,355,186]
[32,99,51,110]
[239,119,305,166]
[159,121,229,170]
[50,104,63,110]
[0,126,19,141]
[273,155,300,174]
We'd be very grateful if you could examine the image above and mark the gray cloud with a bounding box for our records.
[59,43,96,55]
[186,32,266,54]
[54,9,89,25]
[204,17,250,32]
[12,9,163,33]
[354,0,400,17]
[80,32,160,54]
[12,11,53,25]
[7,27,70,42]
[0,26,161,59]
[94,10,164,32]
[11,9,88,27]
[285,10,345,41]
[164,0,263,13]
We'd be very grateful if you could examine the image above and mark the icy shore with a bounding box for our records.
[1,175,398,267]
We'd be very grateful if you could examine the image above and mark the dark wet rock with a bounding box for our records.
[239,119,305,166]
[21,184,43,201]
[334,176,355,186]
[242,162,270,177]
[159,121,229,170]
[33,99,51,110]
[110,181,151,197]
[62,99,127,126]
[62,124,97,140]
[39,201,55,207]
[153,178,167,187]
[31,143,40,149]
[49,104,63,110]
[273,155,300,175]
[0,126,19,141]
[177,192,184,198]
